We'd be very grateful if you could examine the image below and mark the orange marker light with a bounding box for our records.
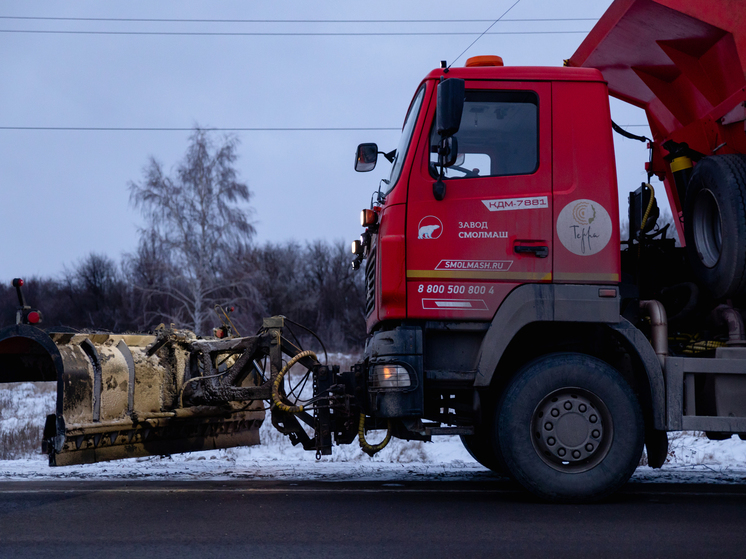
[361,209,378,228]
[465,55,504,67]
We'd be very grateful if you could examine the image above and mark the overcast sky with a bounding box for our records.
[0,0,653,280]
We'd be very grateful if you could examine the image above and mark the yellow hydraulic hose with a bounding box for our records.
[637,182,657,257]
[358,413,392,457]
[641,182,656,233]
[271,350,317,413]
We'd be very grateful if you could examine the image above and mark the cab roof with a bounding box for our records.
[423,66,605,83]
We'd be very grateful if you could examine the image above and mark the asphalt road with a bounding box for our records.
[0,478,744,559]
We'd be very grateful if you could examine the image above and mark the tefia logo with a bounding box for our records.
[556,199,612,256]
[418,215,443,240]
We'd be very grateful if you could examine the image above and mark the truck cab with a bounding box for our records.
[363,60,620,328]
[353,0,746,501]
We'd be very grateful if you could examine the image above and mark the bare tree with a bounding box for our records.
[61,252,132,331]
[128,128,255,334]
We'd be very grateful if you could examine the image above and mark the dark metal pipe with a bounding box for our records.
[639,300,668,369]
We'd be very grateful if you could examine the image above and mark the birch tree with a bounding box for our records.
[128,128,255,334]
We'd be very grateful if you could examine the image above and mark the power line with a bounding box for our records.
[0,125,649,132]
[0,126,402,131]
[0,29,589,36]
[450,0,524,68]
[0,16,599,23]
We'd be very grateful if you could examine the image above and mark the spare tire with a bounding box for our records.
[684,154,746,299]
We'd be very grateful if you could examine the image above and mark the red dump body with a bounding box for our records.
[569,0,746,222]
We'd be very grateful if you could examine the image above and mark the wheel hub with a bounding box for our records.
[531,388,613,473]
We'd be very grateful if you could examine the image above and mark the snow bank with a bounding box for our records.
[1,381,746,485]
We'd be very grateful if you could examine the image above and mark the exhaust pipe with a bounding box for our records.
[639,300,668,369]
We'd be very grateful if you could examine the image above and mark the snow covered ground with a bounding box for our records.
[2,380,746,485]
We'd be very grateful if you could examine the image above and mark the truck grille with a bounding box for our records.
[365,247,376,317]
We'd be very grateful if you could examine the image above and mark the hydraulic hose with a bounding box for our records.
[358,413,392,457]
[612,120,651,143]
[271,350,317,413]
[641,182,656,234]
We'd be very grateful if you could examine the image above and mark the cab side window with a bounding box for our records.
[430,90,538,179]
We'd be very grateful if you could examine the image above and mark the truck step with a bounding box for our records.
[423,425,474,436]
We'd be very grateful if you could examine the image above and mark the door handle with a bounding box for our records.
[514,244,549,258]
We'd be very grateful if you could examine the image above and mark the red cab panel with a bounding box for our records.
[406,80,554,320]
[552,80,621,284]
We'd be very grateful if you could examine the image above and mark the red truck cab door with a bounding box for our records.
[406,81,553,319]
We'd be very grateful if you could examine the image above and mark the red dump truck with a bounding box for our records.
[3,0,746,502]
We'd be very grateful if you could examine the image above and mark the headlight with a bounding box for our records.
[369,364,411,390]
[361,209,378,228]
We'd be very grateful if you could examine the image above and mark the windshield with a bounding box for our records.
[385,86,426,195]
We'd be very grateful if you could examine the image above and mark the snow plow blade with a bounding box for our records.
[0,322,302,466]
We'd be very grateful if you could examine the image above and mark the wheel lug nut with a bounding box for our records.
[547,437,556,446]
[589,415,598,423]
[592,430,600,438]
[572,450,581,459]
[579,404,587,412]
[544,422,553,431]
[551,409,559,417]
[585,443,594,452]
[558,448,566,457]
[564,401,572,410]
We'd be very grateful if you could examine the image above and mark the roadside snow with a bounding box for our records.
[1,381,746,485]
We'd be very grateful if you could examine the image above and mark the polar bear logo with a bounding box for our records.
[417,216,443,240]
[418,224,441,239]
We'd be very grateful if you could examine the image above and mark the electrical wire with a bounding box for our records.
[283,322,304,353]
[448,0,525,68]
[0,29,590,36]
[0,125,650,132]
[281,317,328,365]
[0,16,599,23]
[0,126,400,131]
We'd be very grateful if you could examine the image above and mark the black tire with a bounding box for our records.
[497,353,644,503]
[460,430,507,475]
[684,155,746,299]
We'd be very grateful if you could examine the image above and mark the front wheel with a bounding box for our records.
[497,353,644,502]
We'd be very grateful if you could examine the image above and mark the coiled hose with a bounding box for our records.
[273,350,393,457]
[358,413,392,457]
[271,350,317,413]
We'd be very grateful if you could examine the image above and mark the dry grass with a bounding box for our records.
[0,382,56,460]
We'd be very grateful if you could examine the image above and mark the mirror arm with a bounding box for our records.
[380,149,396,163]
[433,138,448,201]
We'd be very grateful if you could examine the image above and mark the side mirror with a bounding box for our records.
[355,143,378,172]
[436,78,465,138]
[439,136,459,168]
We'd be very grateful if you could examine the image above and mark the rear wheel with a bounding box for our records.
[684,155,746,299]
[497,353,644,502]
